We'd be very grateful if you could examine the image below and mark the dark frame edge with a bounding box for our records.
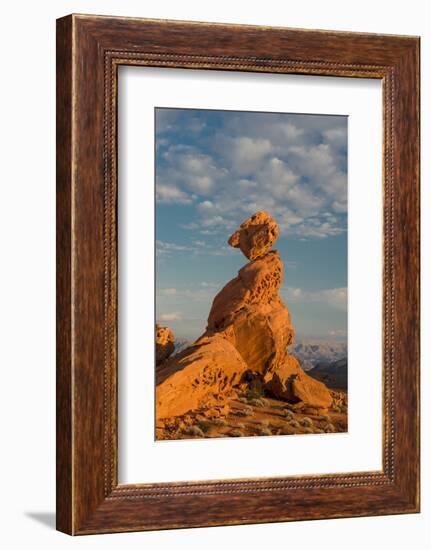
[56,14,74,535]
[393,35,421,515]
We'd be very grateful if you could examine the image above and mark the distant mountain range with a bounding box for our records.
[289,341,347,371]
[174,339,192,354]
[307,357,347,391]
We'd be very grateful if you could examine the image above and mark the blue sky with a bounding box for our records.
[155,108,347,342]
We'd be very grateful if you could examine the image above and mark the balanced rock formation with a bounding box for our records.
[155,324,175,365]
[228,210,279,260]
[155,211,332,420]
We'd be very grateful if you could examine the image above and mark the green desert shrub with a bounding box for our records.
[324,423,336,433]
[249,398,265,408]
[197,420,212,434]
[238,396,249,404]
[235,406,253,417]
[212,418,227,427]
[185,425,205,437]
[246,385,263,400]
[230,429,244,437]
[258,427,272,436]
[247,389,267,403]
[303,427,314,434]
[283,409,294,419]
[301,417,313,427]
[290,419,300,428]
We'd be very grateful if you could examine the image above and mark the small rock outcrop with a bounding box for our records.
[155,324,175,365]
[266,356,333,409]
[155,211,332,420]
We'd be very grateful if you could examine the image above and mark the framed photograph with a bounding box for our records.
[56,14,420,534]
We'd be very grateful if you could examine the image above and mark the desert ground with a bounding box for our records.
[156,388,347,440]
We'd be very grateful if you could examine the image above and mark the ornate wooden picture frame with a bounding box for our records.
[56,14,420,535]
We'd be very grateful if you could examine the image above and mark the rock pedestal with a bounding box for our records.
[207,250,293,376]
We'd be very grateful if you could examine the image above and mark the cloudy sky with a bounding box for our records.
[155,107,347,343]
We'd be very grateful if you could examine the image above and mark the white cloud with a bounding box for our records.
[158,312,183,321]
[155,109,179,134]
[156,240,191,256]
[157,283,223,303]
[284,286,347,311]
[156,238,235,259]
[283,123,305,141]
[179,222,199,230]
[156,110,348,240]
[197,200,215,213]
[318,287,347,310]
[188,175,214,195]
[156,183,193,204]
[332,199,348,213]
[201,215,230,227]
[161,146,221,196]
[238,179,258,189]
[292,221,346,240]
[323,127,348,149]
[328,329,347,338]
[159,288,177,296]
[217,136,272,176]
[187,117,206,133]
[288,287,304,299]
[258,157,300,198]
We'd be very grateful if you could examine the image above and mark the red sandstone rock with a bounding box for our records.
[266,356,333,409]
[207,251,293,374]
[228,211,279,260]
[155,324,175,365]
[155,334,248,420]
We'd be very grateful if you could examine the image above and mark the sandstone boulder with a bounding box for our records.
[228,211,279,260]
[155,324,175,365]
[266,356,333,409]
[156,334,248,420]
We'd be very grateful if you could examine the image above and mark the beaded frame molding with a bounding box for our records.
[56,14,420,535]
